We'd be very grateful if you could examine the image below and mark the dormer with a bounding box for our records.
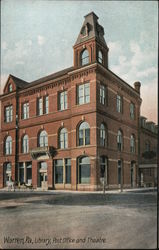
[73,12,109,69]
[3,74,28,94]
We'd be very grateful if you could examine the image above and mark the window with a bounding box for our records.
[37,97,43,116]
[65,159,71,184]
[44,96,49,114]
[54,158,71,184]
[100,84,106,105]
[118,160,122,185]
[22,135,29,153]
[59,91,67,110]
[5,136,12,155]
[98,50,103,64]
[100,123,107,146]
[37,96,49,115]
[117,130,123,151]
[81,49,89,66]
[22,103,29,119]
[78,122,90,146]
[130,103,135,119]
[77,83,90,105]
[100,156,107,178]
[59,128,68,149]
[117,95,122,113]
[8,84,12,92]
[39,130,48,147]
[145,140,150,152]
[78,156,90,184]
[130,134,135,153]
[4,105,13,123]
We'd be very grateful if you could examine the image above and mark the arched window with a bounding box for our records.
[8,84,12,92]
[5,136,12,155]
[22,135,29,153]
[130,134,135,153]
[100,123,107,146]
[98,50,103,64]
[78,122,90,146]
[78,156,90,184]
[81,49,89,66]
[59,128,68,149]
[38,130,48,147]
[117,130,123,151]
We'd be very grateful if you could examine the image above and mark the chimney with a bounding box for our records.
[134,81,141,94]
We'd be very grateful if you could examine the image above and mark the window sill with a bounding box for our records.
[76,102,90,107]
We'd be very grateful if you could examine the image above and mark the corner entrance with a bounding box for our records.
[38,162,48,190]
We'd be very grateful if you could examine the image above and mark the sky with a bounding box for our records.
[0,0,158,123]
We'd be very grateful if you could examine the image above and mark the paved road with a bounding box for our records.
[0,190,157,249]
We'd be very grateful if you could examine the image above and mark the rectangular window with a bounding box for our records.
[37,98,43,116]
[22,103,29,119]
[55,159,63,184]
[65,159,71,184]
[44,96,49,114]
[130,103,135,119]
[54,158,71,184]
[117,95,122,113]
[59,91,67,110]
[77,83,90,105]
[100,84,106,105]
[4,105,13,123]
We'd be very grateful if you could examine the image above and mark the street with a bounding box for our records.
[0,189,157,249]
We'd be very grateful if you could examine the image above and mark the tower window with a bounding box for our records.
[81,49,89,66]
[98,50,103,64]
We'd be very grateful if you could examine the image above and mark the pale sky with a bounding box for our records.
[1,0,158,123]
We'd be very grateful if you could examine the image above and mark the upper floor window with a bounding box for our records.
[5,136,12,155]
[38,130,48,147]
[22,102,29,119]
[78,122,90,146]
[130,134,135,153]
[81,49,89,66]
[4,105,13,123]
[117,130,123,151]
[117,95,122,113]
[37,97,43,116]
[8,84,13,92]
[44,96,49,114]
[98,50,103,64]
[59,128,68,149]
[145,140,150,152]
[22,135,29,153]
[100,123,107,147]
[100,84,106,105]
[130,103,135,119]
[37,96,49,116]
[77,83,90,105]
[59,91,67,111]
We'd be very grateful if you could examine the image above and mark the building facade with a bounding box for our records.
[139,117,157,187]
[0,12,155,191]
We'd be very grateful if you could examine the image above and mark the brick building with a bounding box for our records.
[0,12,156,191]
[139,117,157,187]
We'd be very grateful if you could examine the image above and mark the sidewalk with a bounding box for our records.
[0,186,156,194]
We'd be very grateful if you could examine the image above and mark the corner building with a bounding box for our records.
[0,12,142,190]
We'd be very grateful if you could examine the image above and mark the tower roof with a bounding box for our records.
[74,12,107,47]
